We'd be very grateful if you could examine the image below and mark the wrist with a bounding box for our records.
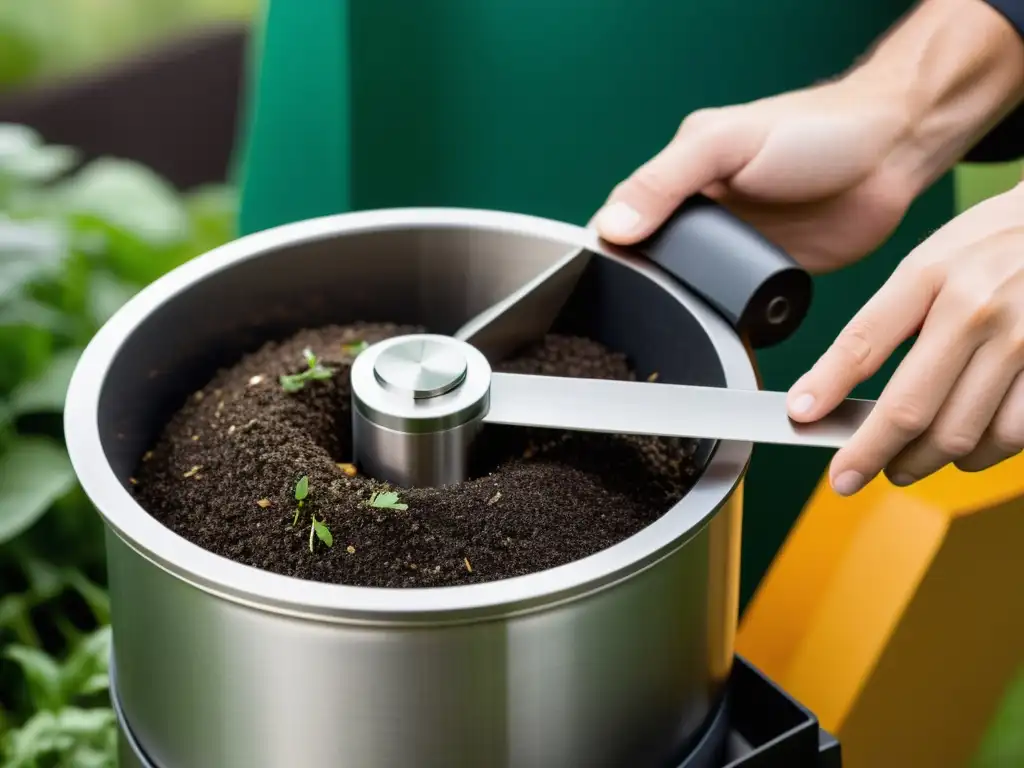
[847,0,1024,193]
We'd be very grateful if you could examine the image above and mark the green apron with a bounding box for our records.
[236,0,955,607]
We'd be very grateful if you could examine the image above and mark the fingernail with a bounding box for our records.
[889,473,914,487]
[596,201,642,238]
[789,392,816,416]
[831,470,865,497]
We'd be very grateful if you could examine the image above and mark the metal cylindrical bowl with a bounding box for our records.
[65,209,756,768]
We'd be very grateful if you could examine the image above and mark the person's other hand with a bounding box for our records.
[594,76,928,273]
[787,184,1024,494]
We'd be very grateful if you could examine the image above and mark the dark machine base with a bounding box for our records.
[111,655,840,768]
[707,656,841,768]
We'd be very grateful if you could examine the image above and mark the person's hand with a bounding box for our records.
[786,183,1024,494]
[594,76,928,273]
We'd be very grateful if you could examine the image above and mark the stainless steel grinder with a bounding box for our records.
[65,199,841,768]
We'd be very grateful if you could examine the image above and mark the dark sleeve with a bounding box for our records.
[965,0,1024,162]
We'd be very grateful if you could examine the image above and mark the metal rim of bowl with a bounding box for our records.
[64,208,757,626]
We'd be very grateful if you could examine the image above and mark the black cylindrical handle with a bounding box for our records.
[634,195,812,348]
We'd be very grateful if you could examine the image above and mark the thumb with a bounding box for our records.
[594,118,749,245]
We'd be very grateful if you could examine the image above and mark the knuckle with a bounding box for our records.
[946,280,1001,334]
[929,430,979,458]
[627,163,682,203]
[902,251,943,283]
[881,397,931,436]
[988,419,1024,455]
[1004,325,1024,362]
[829,322,874,370]
[677,108,721,137]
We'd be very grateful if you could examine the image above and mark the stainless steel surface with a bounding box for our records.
[112,660,155,768]
[357,325,868,492]
[64,208,756,767]
[454,246,592,362]
[486,373,874,448]
[118,735,147,768]
[373,336,468,398]
[352,408,483,488]
[351,333,492,487]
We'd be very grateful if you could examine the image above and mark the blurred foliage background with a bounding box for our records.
[0,0,255,92]
[0,1,1020,766]
[0,1,254,765]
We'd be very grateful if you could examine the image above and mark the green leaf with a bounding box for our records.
[2,706,116,767]
[309,367,333,381]
[313,519,333,547]
[64,569,111,625]
[4,646,62,711]
[0,297,75,335]
[67,743,118,768]
[295,475,309,501]
[52,706,115,738]
[0,436,76,544]
[1,144,78,184]
[0,215,68,296]
[0,324,53,395]
[60,626,111,702]
[342,340,368,356]
[368,490,408,511]
[0,594,29,629]
[57,158,188,248]
[2,710,69,766]
[79,673,110,696]
[0,125,43,163]
[185,184,238,241]
[7,346,82,416]
[279,374,305,393]
[15,551,65,601]
[85,270,138,325]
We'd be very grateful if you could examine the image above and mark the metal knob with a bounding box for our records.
[351,335,491,488]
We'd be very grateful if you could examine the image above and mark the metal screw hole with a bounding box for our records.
[766,296,790,326]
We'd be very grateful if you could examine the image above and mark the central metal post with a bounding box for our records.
[350,334,492,488]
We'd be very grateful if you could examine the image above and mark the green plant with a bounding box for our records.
[291,475,308,526]
[342,340,368,357]
[2,626,114,767]
[290,475,332,552]
[0,124,239,765]
[279,348,333,393]
[367,489,408,511]
[309,517,332,553]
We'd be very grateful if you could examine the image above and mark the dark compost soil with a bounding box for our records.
[132,324,702,587]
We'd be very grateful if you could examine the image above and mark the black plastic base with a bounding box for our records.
[111,654,840,767]
[709,656,841,768]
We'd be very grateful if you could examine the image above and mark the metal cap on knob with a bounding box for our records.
[373,338,468,399]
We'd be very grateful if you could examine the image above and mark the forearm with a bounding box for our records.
[848,0,1024,190]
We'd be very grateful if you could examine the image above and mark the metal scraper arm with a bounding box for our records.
[484,372,874,448]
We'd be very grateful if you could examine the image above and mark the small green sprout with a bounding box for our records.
[292,475,309,526]
[291,475,333,552]
[280,348,335,392]
[367,489,408,511]
[342,340,368,357]
[310,516,333,552]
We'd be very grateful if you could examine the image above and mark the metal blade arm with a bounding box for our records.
[453,248,591,363]
[484,373,874,449]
